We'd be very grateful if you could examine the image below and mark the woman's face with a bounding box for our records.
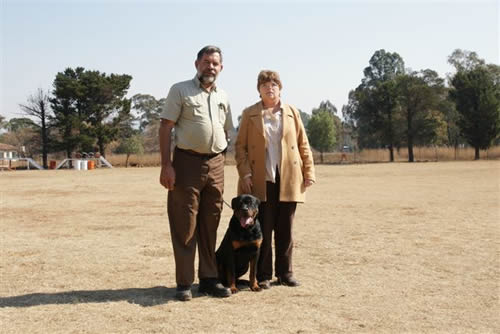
[259,81,280,104]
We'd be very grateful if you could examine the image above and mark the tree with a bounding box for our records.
[363,49,405,86]
[142,119,161,153]
[80,71,133,156]
[0,115,7,130]
[438,93,464,159]
[449,64,500,159]
[50,67,87,158]
[396,70,445,162]
[312,100,342,149]
[298,109,310,128]
[19,88,52,168]
[343,50,405,161]
[1,118,39,157]
[114,134,144,167]
[132,94,165,132]
[5,117,37,132]
[306,110,336,163]
[51,67,133,157]
[447,49,485,73]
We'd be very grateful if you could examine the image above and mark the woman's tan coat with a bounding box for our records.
[234,101,315,202]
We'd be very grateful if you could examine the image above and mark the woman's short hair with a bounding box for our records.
[257,70,283,91]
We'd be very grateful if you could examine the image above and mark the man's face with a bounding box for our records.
[195,52,223,86]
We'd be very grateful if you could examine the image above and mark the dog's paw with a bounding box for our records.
[250,284,262,292]
[230,287,239,294]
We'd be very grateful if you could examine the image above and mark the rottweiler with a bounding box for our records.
[216,194,263,294]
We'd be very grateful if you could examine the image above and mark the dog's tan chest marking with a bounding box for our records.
[232,239,262,250]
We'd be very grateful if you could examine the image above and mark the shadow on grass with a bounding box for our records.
[0,286,179,308]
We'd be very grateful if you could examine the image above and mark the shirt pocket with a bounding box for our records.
[218,102,228,125]
[183,96,203,119]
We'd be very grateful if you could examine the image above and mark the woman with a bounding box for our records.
[234,70,315,289]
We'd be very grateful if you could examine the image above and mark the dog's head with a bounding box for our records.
[231,194,260,229]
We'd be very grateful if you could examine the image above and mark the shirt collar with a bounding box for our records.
[262,101,283,120]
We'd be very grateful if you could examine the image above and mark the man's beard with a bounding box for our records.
[199,74,216,85]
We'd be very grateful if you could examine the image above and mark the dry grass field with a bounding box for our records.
[1,161,499,333]
[99,146,500,168]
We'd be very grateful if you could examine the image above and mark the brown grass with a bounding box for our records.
[8,146,498,169]
[1,161,499,333]
[103,146,500,168]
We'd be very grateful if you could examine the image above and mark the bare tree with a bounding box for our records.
[19,88,52,168]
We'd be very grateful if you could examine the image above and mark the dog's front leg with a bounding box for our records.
[228,251,238,294]
[249,248,262,292]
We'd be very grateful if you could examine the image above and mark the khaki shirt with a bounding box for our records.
[160,76,233,154]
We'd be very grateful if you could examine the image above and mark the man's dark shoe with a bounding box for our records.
[175,285,192,301]
[258,280,271,289]
[198,278,231,298]
[277,276,301,287]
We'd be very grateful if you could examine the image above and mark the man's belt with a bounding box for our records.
[175,147,225,160]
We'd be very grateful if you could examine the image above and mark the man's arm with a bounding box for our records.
[159,119,176,190]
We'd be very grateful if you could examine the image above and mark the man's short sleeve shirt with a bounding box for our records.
[160,76,233,154]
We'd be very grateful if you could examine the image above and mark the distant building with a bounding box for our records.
[0,143,18,159]
[0,143,19,169]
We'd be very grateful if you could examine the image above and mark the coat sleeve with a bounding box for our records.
[234,109,252,179]
[291,106,316,182]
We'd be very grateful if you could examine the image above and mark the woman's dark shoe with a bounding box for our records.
[175,285,192,301]
[277,276,301,287]
[258,280,271,289]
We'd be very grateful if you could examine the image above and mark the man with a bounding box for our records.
[159,45,234,301]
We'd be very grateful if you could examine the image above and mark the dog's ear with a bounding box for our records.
[254,197,261,207]
[231,197,239,210]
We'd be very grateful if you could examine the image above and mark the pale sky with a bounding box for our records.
[1,0,498,124]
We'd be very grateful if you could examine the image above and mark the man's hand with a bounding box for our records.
[160,164,176,190]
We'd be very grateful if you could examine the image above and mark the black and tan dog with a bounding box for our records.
[216,194,263,294]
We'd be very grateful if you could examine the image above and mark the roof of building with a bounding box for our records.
[0,143,18,151]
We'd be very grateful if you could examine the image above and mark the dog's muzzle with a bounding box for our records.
[240,216,253,228]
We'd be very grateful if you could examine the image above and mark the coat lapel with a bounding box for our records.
[281,104,295,138]
[248,103,265,140]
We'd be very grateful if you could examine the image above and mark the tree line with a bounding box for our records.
[0,49,498,168]
[342,49,499,161]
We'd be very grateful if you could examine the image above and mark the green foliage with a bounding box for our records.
[0,118,39,156]
[132,94,165,131]
[5,118,37,132]
[344,50,405,161]
[0,114,6,129]
[298,109,310,128]
[448,49,485,73]
[312,100,342,147]
[50,67,133,157]
[307,110,336,160]
[438,95,464,147]
[396,70,446,161]
[449,63,500,159]
[114,135,144,167]
[362,49,405,85]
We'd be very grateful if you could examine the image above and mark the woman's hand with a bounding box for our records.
[241,175,253,194]
[304,179,314,188]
